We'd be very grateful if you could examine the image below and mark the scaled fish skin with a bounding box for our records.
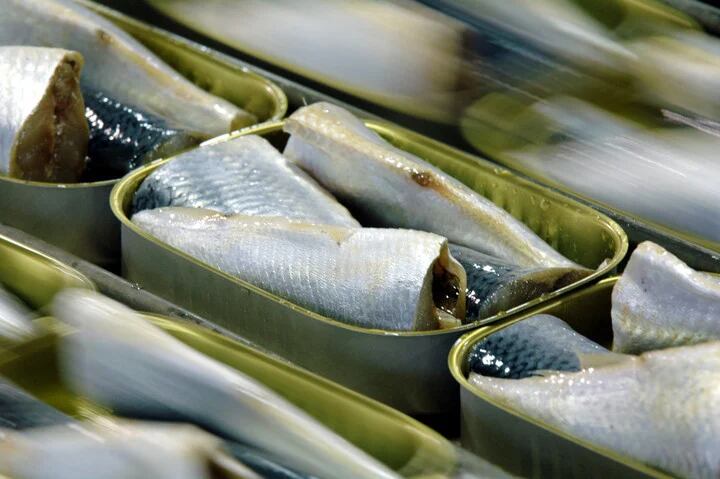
[0,46,88,182]
[52,289,400,479]
[283,102,578,269]
[0,285,37,343]
[132,207,466,331]
[450,244,589,322]
[133,135,359,227]
[83,88,201,180]
[1,0,254,137]
[469,334,720,479]
[468,314,608,379]
[612,241,720,354]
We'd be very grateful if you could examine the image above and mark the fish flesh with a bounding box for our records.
[1,0,254,138]
[283,102,577,269]
[0,378,71,430]
[467,314,608,379]
[83,88,201,180]
[469,318,720,479]
[0,285,37,342]
[450,244,589,322]
[0,420,261,479]
[0,46,88,182]
[132,207,466,330]
[133,135,359,227]
[612,241,720,354]
[52,289,400,479]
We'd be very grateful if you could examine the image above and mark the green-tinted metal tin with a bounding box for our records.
[111,120,627,415]
[0,1,287,269]
[0,315,456,478]
[449,277,672,478]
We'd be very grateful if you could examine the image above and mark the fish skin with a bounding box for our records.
[468,314,607,379]
[283,102,577,269]
[612,241,720,354]
[0,285,37,342]
[133,135,359,227]
[469,340,720,479]
[225,442,311,479]
[1,0,254,138]
[132,207,466,331]
[83,88,201,180]
[450,244,589,321]
[0,379,71,430]
[52,289,400,479]
[0,46,88,182]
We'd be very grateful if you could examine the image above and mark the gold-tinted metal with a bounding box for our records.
[0,315,456,478]
[449,277,671,478]
[0,1,287,268]
[111,120,627,415]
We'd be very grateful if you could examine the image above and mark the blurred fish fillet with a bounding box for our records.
[1,0,254,137]
[0,47,88,182]
[0,285,37,343]
[53,289,400,479]
[132,207,466,330]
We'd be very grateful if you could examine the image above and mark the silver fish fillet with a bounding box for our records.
[470,324,720,479]
[1,0,254,137]
[0,420,260,479]
[133,135,359,227]
[53,289,400,479]
[283,102,577,269]
[0,285,37,343]
[132,208,466,330]
[612,241,720,354]
[0,46,88,182]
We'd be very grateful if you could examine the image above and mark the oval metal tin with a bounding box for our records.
[0,1,287,269]
[111,120,627,416]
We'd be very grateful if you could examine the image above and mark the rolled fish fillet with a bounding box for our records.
[283,102,578,269]
[132,207,466,330]
[0,420,260,479]
[0,285,37,343]
[612,241,720,354]
[469,318,720,479]
[133,135,359,227]
[53,289,400,479]
[1,0,254,137]
[0,46,88,182]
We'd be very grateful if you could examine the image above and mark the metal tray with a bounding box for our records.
[111,120,627,416]
[0,1,287,269]
[449,277,671,478]
[0,315,457,478]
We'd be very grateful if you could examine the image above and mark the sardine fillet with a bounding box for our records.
[132,207,466,330]
[283,102,577,269]
[133,135,359,227]
[0,47,88,182]
[2,0,254,137]
[612,241,720,353]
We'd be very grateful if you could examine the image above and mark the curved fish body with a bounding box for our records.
[0,46,88,182]
[468,314,608,379]
[612,241,720,354]
[0,420,260,479]
[0,379,71,430]
[469,338,720,479]
[132,208,466,331]
[133,135,359,227]
[52,289,400,479]
[83,89,201,180]
[283,102,577,268]
[0,285,37,343]
[450,244,589,322]
[1,0,254,137]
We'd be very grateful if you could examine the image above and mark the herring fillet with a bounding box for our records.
[612,241,720,354]
[52,290,399,479]
[0,46,88,182]
[133,135,359,227]
[132,207,466,330]
[1,0,254,137]
[283,102,577,268]
[0,285,37,342]
[469,341,720,479]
